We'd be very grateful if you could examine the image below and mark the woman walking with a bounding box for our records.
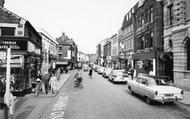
[49,71,57,94]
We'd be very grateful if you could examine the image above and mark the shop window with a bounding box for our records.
[0,27,15,36]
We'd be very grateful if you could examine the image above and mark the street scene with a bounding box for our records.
[1,0,190,119]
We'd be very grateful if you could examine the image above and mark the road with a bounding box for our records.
[41,70,190,119]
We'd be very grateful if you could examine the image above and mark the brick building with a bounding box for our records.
[56,33,78,69]
[132,0,164,76]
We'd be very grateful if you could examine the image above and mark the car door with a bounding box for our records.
[132,77,142,94]
[138,78,148,96]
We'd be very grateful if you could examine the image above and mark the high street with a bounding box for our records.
[39,70,190,119]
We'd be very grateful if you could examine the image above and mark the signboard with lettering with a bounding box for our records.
[0,40,27,51]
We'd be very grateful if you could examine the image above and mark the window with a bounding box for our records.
[168,4,174,26]
[59,46,62,50]
[0,27,15,36]
[150,32,153,48]
[186,40,190,70]
[150,7,153,22]
[58,54,62,59]
[141,13,144,26]
[144,9,149,23]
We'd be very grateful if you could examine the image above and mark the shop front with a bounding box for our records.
[0,37,42,96]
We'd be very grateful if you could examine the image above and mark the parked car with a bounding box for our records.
[108,70,127,83]
[127,75,184,104]
[102,68,112,78]
[97,67,105,74]
[83,64,89,71]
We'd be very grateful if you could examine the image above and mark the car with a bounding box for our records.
[108,70,127,83]
[102,68,112,78]
[127,75,184,104]
[97,67,105,74]
[83,64,89,71]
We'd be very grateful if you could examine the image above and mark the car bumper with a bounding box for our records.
[154,96,183,103]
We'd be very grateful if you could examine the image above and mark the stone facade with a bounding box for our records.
[163,0,190,91]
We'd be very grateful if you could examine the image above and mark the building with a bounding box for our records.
[39,29,58,74]
[56,33,78,69]
[111,34,119,69]
[96,43,101,65]
[103,40,112,68]
[77,51,89,63]
[0,2,42,94]
[88,53,97,64]
[119,6,136,71]
[132,0,164,76]
[163,0,190,91]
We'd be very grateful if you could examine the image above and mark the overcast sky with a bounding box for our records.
[5,0,139,54]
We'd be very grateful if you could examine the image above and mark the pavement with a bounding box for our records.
[14,73,71,119]
[179,91,190,106]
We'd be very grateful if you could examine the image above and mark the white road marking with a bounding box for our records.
[48,96,69,119]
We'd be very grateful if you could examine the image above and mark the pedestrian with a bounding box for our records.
[130,67,134,80]
[42,71,50,94]
[49,71,57,94]
[65,66,68,74]
[88,68,93,79]
[34,76,42,96]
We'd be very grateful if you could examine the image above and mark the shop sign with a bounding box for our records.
[1,55,23,67]
[0,40,27,51]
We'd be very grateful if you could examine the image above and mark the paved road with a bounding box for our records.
[41,70,190,119]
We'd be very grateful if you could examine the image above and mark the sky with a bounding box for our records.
[5,0,139,54]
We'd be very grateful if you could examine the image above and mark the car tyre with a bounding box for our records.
[128,86,133,94]
[145,96,152,104]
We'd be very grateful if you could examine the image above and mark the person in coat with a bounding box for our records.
[49,72,57,94]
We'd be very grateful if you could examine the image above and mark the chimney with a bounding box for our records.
[0,0,4,7]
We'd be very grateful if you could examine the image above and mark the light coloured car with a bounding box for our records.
[102,68,112,78]
[97,67,105,74]
[127,75,184,104]
[83,64,89,71]
[108,70,127,83]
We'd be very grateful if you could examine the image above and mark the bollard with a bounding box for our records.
[0,103,8,119]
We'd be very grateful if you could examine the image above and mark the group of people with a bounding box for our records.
[34,70,58,96]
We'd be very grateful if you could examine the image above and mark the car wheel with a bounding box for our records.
[128,86,133,94]
[145,96,152,104]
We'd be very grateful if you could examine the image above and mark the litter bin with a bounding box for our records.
[0,103,8,119]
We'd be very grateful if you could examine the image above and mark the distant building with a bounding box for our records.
[77,51,89,63]
[103,40,112,68]
[56,33,78,69]
[111,34,118,69]
[39,29,58,74]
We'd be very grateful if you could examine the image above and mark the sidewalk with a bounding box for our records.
[179,91,190,106]
[14,73,71,119]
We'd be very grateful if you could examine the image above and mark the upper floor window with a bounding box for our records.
[168,4,174,26]
[59,46,62,50]
[150,7,154,23]
[0,27,15,36]
[186,39,190,70]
